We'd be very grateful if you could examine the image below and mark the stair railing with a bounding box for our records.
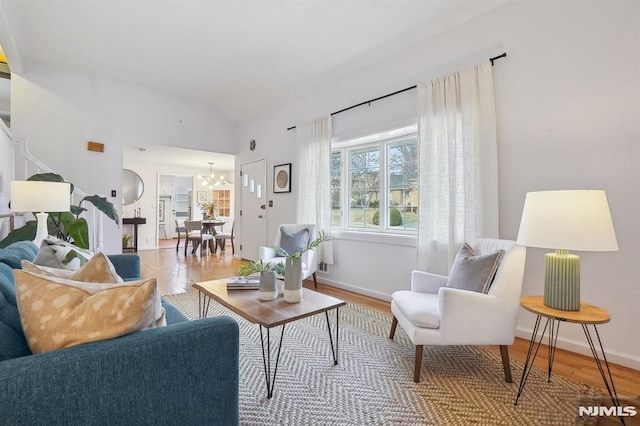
[11,137,105,252]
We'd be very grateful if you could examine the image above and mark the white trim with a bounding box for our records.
[318,276,392,303]
[331,229,416,247]
[515,326,640,371]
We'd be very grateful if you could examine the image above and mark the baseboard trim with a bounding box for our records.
[317,276,640,371]
[515,327,640,371]
[317,276,392,302]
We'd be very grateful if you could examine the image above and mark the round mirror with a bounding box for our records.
[122,169,144,205]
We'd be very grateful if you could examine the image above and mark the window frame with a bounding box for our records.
[331,125,418,235]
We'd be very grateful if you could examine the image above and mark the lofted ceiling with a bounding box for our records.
[0,0,509,124]
[123,144,235,176]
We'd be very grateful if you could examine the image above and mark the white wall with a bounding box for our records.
[10,63,236,253]
[236,1,640,368]
[0,120,13,239]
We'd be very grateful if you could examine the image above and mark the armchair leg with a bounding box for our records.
[389,316,398,340]
[414,345,423,383]
[312,272,318,288]
[499,345,512,383]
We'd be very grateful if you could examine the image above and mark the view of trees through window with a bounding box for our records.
[331,126,418,232]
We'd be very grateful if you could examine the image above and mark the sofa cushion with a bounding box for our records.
[0,263,17,307]
[15,270,166,354]
[393,290,440,329]
[0,319,31,361]
[278,227,310,257]
[22,252,124,283]
[446,243,504,294]
[33,236,94,271]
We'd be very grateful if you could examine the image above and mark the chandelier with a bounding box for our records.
[198,162,232,189]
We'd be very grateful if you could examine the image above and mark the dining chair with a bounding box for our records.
[214,220,235,254]
[175,219,186,252]
[184,220,214,256]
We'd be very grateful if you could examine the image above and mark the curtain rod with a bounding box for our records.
[286,52,507,131]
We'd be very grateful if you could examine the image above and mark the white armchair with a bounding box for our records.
[259,224,319,288]
[389,239,526,383]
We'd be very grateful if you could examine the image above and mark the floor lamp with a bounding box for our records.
[10,180,71,248]
[516,190,618,311]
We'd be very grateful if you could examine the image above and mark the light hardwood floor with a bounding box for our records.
[141,241,640,404]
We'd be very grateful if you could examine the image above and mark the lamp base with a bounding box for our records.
[543,250,580,311]
[33,212,49,248]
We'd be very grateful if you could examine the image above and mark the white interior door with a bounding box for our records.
[240,159,267,261]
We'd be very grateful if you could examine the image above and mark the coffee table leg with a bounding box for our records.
[325,308,340,366]
[198,292,212,319]
[259,324,286,398]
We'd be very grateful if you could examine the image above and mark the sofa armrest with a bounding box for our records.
[107,254,140,281]
[0,316,239,425]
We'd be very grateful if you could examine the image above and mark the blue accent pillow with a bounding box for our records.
[279,228,310,257]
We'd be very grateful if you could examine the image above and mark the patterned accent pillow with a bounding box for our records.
[446,243,504,294]
[278,227,310,257]
[14,270,166,354]
[22,252,124,283]
[33,236,94,271]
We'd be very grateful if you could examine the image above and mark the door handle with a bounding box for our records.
[258,215,263,219]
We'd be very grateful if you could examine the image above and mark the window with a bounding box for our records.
[332,125,418,233]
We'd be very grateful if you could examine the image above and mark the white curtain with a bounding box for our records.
[296,116,333,263]
[416,60,499,274]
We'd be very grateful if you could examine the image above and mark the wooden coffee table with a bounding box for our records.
[193,279,347,398]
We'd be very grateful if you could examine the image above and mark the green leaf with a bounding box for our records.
[0,221,37,248]
[27,173,75,193]
[80,195,119,226]
[70,205,87,216]
[60,215,90,249]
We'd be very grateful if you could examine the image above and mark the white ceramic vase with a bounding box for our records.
[258,271,278,301]
[283,257,303,303]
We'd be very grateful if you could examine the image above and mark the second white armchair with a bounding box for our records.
[259,224,319,288]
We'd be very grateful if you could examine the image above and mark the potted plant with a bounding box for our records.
[0,173,119,249]
[197,201,219,219]
[275,229,331,303]
[122,233,133,249]
[237,260,284,301]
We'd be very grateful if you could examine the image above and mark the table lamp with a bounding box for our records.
[10,180,71,248]
[516,190,618,311]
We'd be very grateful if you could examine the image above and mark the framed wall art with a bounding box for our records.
[273,163,291,193]
[196,191,208,203]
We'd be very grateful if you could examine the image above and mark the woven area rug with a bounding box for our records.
[164,290,601,425]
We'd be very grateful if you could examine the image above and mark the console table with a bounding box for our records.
[123,217,146,252]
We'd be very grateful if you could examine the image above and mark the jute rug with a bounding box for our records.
[163,290,601,425]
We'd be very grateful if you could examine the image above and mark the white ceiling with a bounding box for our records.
[0,0,508,124]
[124,144,235,175]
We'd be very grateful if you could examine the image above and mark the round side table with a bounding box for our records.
[515,296,623,422]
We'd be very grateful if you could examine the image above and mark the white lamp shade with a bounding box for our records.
[10,181,71,213]
[517,190,618,252]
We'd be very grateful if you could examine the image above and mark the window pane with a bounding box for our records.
[387,138,418,230]
[330,151,342,226]
[349,146,379,228]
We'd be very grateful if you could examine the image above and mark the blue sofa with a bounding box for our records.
[0,241,239,425]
